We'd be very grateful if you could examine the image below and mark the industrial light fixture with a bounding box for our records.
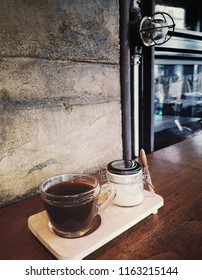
[131,12,175,47]
[140,12,175,46]
[129,2,175,157]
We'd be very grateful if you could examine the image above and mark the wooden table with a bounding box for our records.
[0,134,202,260]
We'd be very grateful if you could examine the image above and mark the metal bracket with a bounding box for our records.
[131,0,141,11]
[132,54,141,66]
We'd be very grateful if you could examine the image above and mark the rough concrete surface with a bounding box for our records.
[0,0,119,63]
[0,58,120,113]
[0,102,122,206]
[0,0,122,207]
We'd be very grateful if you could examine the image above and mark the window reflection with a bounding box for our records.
[153,1,202,151]
[155,0,202,32]
[154,64,202,150]
[154,64,202,117]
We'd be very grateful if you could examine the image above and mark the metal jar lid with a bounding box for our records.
[107,159,142,175]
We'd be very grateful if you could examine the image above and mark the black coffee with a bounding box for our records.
[44,182,97,235]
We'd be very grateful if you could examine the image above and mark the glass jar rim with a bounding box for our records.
[107,160,142,175]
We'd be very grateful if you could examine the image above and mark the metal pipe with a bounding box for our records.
[132,53,141,157]
[130,0,142,158]
[120,0,132,160]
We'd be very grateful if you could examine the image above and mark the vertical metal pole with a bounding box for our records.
[120,0,132,160]
[130,0,142,158]
[132,54,141,157]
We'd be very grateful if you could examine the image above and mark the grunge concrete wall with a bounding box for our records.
[0,0,122,207]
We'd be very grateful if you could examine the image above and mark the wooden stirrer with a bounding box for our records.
[140,148,155,195]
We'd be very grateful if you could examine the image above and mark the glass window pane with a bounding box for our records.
[154,63,202,150]
[155,0,202,32]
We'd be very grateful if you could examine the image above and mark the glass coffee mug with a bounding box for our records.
[40,173,116,238]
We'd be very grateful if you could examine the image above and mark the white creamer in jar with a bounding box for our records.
[107,159,144,207]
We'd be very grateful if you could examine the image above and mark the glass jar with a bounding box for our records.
[107,159,144,207]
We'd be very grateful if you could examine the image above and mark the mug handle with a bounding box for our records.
[98,183,116,212]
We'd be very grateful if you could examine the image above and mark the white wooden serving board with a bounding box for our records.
[28,190,163,260]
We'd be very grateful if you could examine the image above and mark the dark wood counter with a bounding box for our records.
[0,134,202,260]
